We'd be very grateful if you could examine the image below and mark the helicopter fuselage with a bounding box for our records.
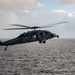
[0,30,59,46]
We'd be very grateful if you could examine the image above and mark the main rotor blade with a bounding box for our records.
[40,25,54,28]
[11,24,31,28]
[4,21,68,30]
[4,28,30,30]
[40,21,68,28]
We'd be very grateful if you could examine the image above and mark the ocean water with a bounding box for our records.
[0,39,75,75]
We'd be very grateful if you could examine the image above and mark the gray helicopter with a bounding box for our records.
[0,21,68,50]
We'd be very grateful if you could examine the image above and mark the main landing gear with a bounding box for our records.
[39,40,46,44]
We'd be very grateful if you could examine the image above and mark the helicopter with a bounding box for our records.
[0,21,68,50]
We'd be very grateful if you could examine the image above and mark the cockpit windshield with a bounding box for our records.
[17,33,26,38]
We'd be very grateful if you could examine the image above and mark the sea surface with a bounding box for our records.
[0,39,75,75]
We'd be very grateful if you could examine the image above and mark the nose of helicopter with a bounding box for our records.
[51,33,59,38]
[53,34,59,38]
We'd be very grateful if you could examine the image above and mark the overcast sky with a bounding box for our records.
[0,0,75,39]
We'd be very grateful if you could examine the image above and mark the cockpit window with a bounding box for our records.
[17,34,24,38]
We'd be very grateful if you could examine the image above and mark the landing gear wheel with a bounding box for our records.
[39,41,42,44]
[43,40,46,44]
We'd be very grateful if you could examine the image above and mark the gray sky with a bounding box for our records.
[0,0,75,39]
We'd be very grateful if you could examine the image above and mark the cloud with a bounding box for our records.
[52,10,68,13]
[59,0,75,6]
[50,9,75,38]
[0,11,20,38]
[67,13,75,17]
[52,9,75,18]
[0,11,19,25]
[0,0,43,10]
